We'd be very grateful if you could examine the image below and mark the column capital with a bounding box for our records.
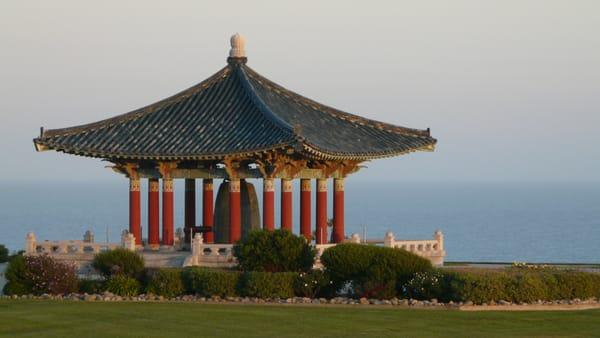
[203,179,214,191]
[282,178,293,192]
[300,178,311,191]
[263,178,275,192]
[163,178,174,192]
[317,179,328,192]
[129,178,141,191]
[334,177,345,191]
[149,179,160,192]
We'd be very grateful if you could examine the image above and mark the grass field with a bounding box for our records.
[1,300,599,338]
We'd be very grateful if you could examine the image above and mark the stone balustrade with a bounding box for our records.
[185,230,446,269]
[25,231,135,256]
[183,234,236,268]
[24,229,445,270]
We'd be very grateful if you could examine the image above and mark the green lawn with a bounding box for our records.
[1,300,599,338]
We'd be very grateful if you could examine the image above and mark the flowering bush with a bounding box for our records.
[321,244,432,299]
[403,270,452,301]
[511,262,556,270]
[293,270,332,298]
[3,255,78,295]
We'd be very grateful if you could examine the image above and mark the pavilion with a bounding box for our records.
[33,34,437,249]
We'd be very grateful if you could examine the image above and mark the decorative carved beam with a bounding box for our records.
[157,161,178,179]
[222,157,241,179]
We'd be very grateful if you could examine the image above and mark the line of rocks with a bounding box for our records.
[1,293,599,309]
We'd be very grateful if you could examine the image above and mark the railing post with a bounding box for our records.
[384,231,395,248]
[25,232,37,255]
[434,230,444,251]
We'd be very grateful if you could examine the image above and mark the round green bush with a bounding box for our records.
[106,275,140,296]
[92,248,144,279]
[146,269,184,297]
[321,244,433,299]
[233,229,316,272]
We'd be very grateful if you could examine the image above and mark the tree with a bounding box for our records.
[0,244,8,263]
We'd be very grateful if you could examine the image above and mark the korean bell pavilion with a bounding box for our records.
[33,34,437,252]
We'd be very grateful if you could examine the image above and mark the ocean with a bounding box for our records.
[0,180,598,264]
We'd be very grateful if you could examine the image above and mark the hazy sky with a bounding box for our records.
[1,0,599,183]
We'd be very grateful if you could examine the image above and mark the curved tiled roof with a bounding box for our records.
[34,61,436,161]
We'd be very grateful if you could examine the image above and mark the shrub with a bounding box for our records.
[241,272,296,298]
[79,279,106,294]
[3,255,78,295]
[0,244,8,263]
[182,267,240,297]
[146,269,184,298]
[92,248,144,279]
[294,270,333,298]
[449,271,511,304]
[3,255,30,295]
[404,270,455,301]
[233,230,316,272]
[424,269,600,304]
[321,244,432,299]
[106,275,140,296]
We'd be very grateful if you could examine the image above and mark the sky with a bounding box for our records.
[1,0,599,183]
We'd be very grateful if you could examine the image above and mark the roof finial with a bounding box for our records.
[229,33,246,60]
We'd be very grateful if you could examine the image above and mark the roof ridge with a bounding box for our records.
[236,66,301,143]
[39,66,231,139]
[242,65,431,138]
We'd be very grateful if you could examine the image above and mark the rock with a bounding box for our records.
[430,299,438,304]
[499,300,510,305]
[311,299,320,304]
[359,297,369,305]
[464,301,473,306]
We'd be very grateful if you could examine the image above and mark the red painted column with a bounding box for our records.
[184,179,196,243]
[162,178,174,246]
[281,179,293,231]
[129,178,141,246]
[316,179,328,244]
[333,178,345,243]
[202,179,214,243]
[300,179,312,240]
[147,179,160,249]
[229,179,241,243]
[263,178,275,231]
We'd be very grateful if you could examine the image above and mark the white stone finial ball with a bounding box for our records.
[229,33,246,58]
